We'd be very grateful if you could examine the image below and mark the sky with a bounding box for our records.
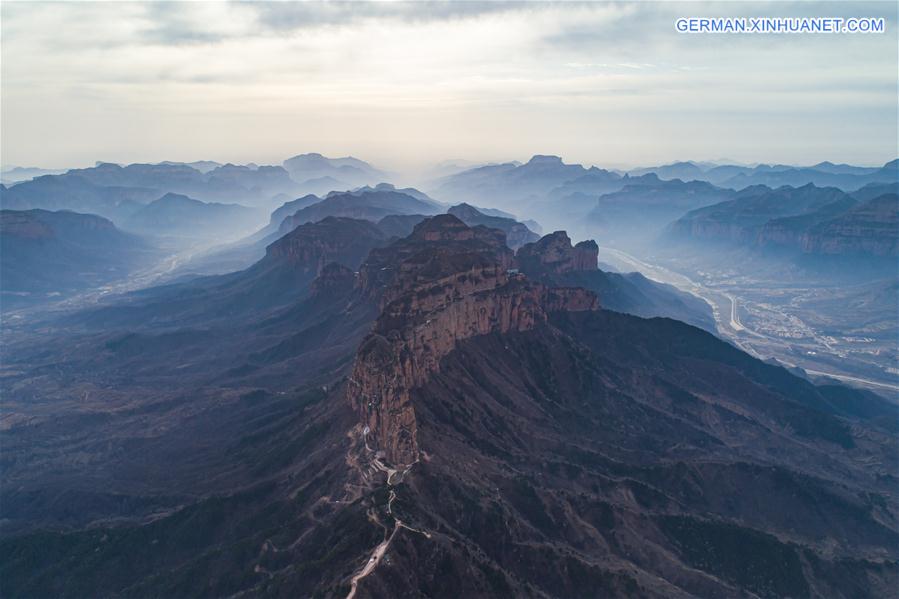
[2,1,897,173]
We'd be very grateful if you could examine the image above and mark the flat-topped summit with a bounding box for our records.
[517,231,599,275]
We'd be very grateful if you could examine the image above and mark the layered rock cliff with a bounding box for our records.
[347,215,598,466]
[516,231,598,275]
[802,194,898,257]
[264,216,388,275]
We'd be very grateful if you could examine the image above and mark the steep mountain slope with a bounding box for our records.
[234,194,324,245]
[1,216,895,598]
[0,209,156,306]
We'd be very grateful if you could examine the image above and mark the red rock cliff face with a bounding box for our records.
[347,216,599,466]
[516,231,598,276]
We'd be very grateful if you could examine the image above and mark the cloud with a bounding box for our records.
[1,1,896,170]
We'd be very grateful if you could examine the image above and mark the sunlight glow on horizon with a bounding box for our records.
[2,1,896,173]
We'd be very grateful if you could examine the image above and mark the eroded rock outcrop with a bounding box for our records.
[516,231,598,276]
[347,215,598,466]
[264,216,388,275]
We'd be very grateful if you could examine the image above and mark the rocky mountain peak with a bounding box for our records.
[347,217,599,466]
[526,154,564,166]
[516,231,599,276]
[410,213,479,242]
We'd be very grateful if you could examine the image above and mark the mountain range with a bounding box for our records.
[2,214,894,597]
[630,159,898,191]
[283,153,388,192]
[121,193,260,240]
[669,183,899,261]
[0,154,389,233]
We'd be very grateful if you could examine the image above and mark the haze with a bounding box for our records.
[2,0,897,171]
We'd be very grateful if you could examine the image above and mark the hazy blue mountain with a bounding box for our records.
[585,176,734,248]
[278,189,441,235]
[58,162,300,207]
[801,193,898,258]
[628,159,897,192]
[431,155,590,208]
[159,160,222,173]
[628,161,707,181]
[547,166,624,199]
[810,161,882,176]
[375,213,429,238]
[338,182,444,209]
[1,209,155,305]
[718,159,898,191]
[256,194,323,238]
[282,153,387,188]
[293,175,351,196]
[447,202,539,249]
[122,193,260,239]
[669,184,852,246]
[204,164,298,201]
[851,181,898,202]
[0,175,157,222]
[667,183,898,262]
[0,166,66,184]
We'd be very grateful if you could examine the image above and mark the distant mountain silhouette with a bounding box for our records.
[431,155,591,209]
[0,166,66,184]
[633,159,898,191]
[1,162,305,226]
[283,152,387,188]
[278,189,441,236]
[586,176,734,247]
[447,203,539,249]
[122,193,259,239]
[0,176,158,222]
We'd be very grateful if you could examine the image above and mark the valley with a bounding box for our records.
[597,246,898,393]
